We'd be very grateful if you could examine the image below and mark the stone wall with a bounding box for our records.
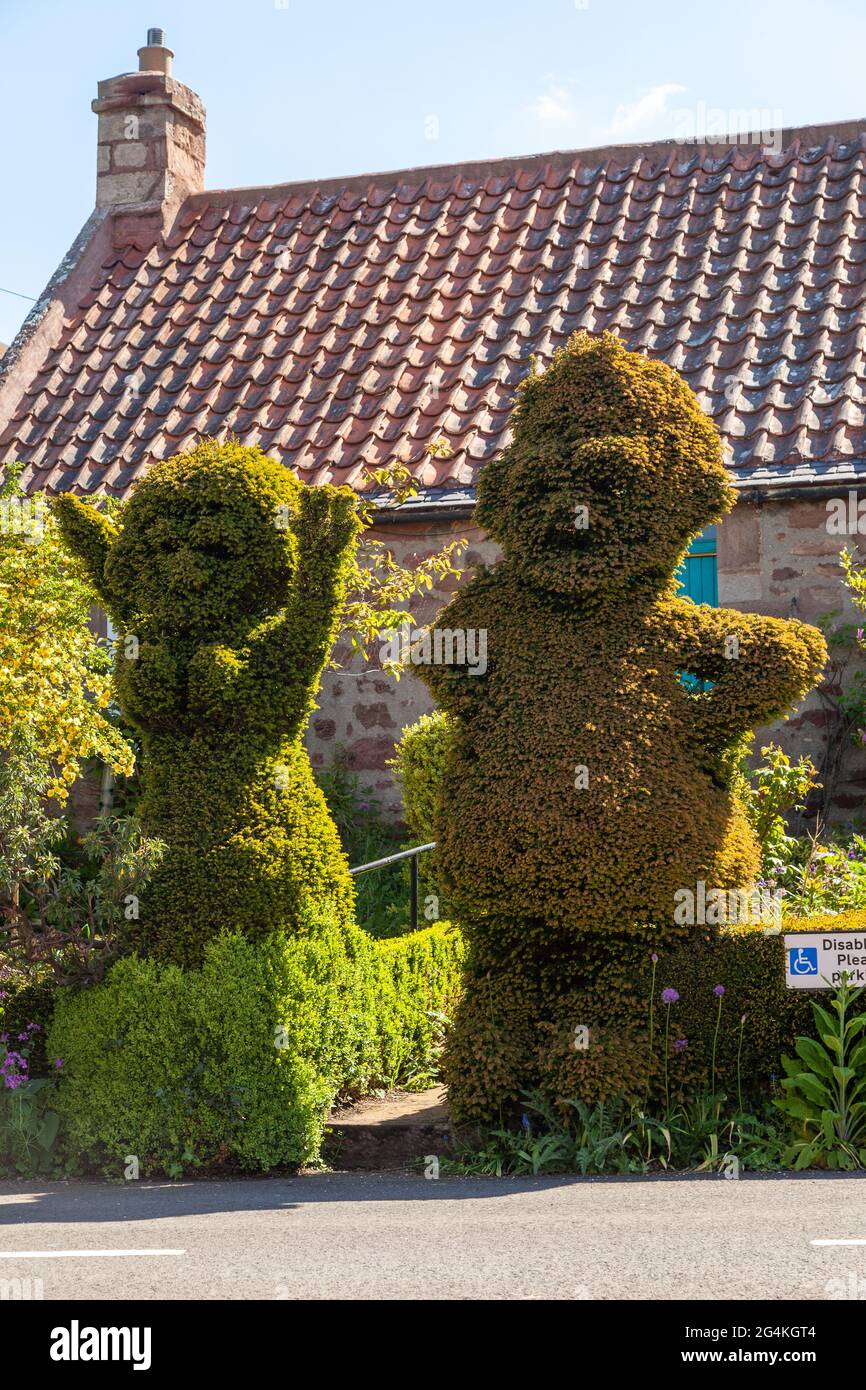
[719,492,866,821]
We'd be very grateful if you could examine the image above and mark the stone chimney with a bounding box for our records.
[92,28,205,218]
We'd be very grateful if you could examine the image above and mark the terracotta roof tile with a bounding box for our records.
[6,127,866,495]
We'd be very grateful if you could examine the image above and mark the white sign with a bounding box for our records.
[784,933,866,990]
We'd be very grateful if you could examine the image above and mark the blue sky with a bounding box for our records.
[2,0,866,344]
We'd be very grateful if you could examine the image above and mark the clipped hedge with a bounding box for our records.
[48,919,464,1176]
[654,911,866,1103]
[442,911,866,1122]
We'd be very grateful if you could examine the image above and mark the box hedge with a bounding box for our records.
[47,919,464,1176]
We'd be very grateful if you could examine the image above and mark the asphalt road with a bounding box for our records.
[1,1172,865,1301]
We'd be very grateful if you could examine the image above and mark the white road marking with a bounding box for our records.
[811,1239,866,1246]
[0,1249,185,1258]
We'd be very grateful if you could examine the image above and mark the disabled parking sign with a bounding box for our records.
[784,933,866,989]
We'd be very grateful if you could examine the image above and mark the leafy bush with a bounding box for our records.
[775,976,866,1169]
[415,331,827,1123]
[740,742,819,866]
[2,810,164,989]
[0,468,134,801]
[48,919,464,1176]
[390,711,453,844]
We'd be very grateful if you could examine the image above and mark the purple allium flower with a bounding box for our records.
[713,984,725,997]
[674,1038,688,1052]
[661,988,679,1005]
[650,953,659,963]
[53,1058,63,1069]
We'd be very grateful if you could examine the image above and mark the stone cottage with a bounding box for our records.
[2,32,866,821]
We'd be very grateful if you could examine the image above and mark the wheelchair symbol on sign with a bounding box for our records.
[789,947,819,977]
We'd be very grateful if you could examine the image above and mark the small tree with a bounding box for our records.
[0,467,134,801]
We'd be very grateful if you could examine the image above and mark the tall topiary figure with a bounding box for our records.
[54,440,361,967]
[416,332,827,1121]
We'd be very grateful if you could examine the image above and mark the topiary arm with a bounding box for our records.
[246,485,362,731]
[52,495,119,610]
[675,599,827,739]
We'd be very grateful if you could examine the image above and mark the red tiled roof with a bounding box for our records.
[4,123,866,499]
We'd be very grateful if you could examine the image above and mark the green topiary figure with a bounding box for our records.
[416,332,827,1122]
[54,440,361,968]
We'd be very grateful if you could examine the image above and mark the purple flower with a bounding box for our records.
[713,984,725,997]
[520,1113,530,1132]
[858,628,864,642]
[674,1038,688,1052]
[650,953,659,963]
[53,1058,64,1069]
[661,988,679,1005]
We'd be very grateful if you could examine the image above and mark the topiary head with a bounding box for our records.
[103,440,302,641]
[475,331,735,596]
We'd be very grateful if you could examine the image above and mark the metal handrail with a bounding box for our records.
[349,842,436,933]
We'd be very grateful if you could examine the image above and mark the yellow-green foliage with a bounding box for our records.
[48,919,464,1175]
[391,710,453,842]
[54,440,362,968]
[417,332,827,1122]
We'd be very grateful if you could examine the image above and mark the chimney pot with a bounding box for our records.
[138,29,173,76]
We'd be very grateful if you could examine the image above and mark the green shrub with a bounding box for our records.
[416,330,827,1123]
[390,711,453,844]
[442,910,866,1122]
[0,970,56,1077]
[652,911,866,1104]
[54,441,361,968]
[48,919,464,1176]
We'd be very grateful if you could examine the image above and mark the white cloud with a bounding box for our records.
[526,82,576,123]
[609,83,687,136]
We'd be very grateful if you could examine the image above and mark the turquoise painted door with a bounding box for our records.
[676,526,718,606]
[676,527,718,691]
